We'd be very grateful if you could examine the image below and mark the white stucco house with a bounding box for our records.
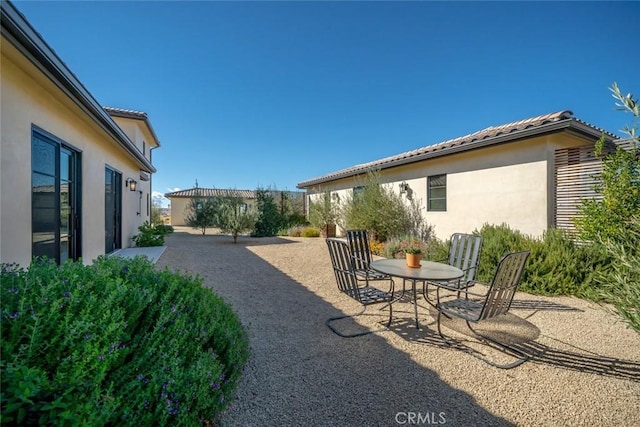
[297,110,620,239]
[1,1,161,266]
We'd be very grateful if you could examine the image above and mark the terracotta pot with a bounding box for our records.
[405,253,422,268]
[320,224,336,238]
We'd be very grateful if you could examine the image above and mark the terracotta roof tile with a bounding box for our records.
[103,106,148,119]
[164,188,257,199]
[297,110,618,188]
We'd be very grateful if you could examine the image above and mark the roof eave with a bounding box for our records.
[296,119,616,189]
[104,108,161,148]
[0,1,156,173]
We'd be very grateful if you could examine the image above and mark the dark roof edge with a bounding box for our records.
[297,118,617,188]
[1,1,156,172]
[104,107,161,147]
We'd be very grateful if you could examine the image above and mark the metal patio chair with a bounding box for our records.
[424,233,483,301]
[346,229,392,287]
[325,238,394,338]
[436,250,531,369]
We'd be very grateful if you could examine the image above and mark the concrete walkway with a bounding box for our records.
[109,246,166,264]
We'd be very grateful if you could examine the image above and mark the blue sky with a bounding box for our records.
[14,1,639,207]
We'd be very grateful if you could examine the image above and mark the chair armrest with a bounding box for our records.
[454,285,488,299]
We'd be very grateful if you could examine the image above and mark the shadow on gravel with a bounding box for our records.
[388,298,640,383]
[156,232,514,426]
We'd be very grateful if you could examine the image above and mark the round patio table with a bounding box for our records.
[370,258,463,329]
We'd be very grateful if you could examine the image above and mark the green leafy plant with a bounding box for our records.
[301,227,321,238]
[575,83,639,245]
[253,188,281,238]
[573,82,640,332]
[1,257,248,424]
[341,171,415,242]
[403,246,422,255]
[185,186,219,235]
[216,195,258,243]
[308,191,339,236]
[132,221,166,247]
[592,216,640,332]
[472,223,609,297]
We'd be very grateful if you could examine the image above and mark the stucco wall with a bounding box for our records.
[169,197,257,226]
[1,40,151,266]
[170,198,190,226]
[304,133,596,240]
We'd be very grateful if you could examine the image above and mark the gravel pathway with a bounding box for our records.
[156,229,640,426]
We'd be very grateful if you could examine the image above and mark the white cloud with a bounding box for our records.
[152,191,170,208]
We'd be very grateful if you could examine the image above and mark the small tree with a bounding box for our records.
[185,187,218,235]
[342,171,412,241]
[575,83,640,333]
[308,191,338,236]
[253,188,281,237]
[575,83,640,244]
[151,201,163,225]
[216,195,258,243]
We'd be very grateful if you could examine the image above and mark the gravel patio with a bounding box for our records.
[155,228,640,426]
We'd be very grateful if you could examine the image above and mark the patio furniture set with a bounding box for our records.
[325,230,531,369]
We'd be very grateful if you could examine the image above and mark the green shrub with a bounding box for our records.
[1,257,248,425]
[132,221,166,247]
[592,216,640,332]
[473,224,609,297]
[301,227,321,238]
[156,224,174,235]
[473,223,529,282]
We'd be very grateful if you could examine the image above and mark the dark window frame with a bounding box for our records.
[31,126,82,263]
[427,174,447,212]
[353,186,365,198]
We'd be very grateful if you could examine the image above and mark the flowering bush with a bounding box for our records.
[368,240,385,256]
[1,256,248,425]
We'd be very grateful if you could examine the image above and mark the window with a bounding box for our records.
[427,174,446,211]
[353,186,365,198]
[32,128,81,263]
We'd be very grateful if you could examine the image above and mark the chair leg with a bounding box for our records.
[436,312,529,369]
[465,321,530,369]
[326,303,392,338]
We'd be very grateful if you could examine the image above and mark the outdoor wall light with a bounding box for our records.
[399,181,413,200]
[125,178,137,192]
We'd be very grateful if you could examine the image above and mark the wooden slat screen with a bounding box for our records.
[554,145,603,235]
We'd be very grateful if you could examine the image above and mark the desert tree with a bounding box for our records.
[216,195,258,243]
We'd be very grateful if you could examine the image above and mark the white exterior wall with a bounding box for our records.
[1,40,151,266]
[170,198,190,226]
[169,196,257,226]
[304,134,593,240]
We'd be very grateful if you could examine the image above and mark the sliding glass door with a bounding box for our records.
[32,129,81,263]
[105,167,122,253]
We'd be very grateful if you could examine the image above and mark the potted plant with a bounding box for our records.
[404,244,423,268]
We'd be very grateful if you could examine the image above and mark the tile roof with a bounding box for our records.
[104,106,148,119]
[164,188,257,199]
[104,106,161,147]
[297,110,618,188]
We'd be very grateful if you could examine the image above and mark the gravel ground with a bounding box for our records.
[156,228,640,427]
